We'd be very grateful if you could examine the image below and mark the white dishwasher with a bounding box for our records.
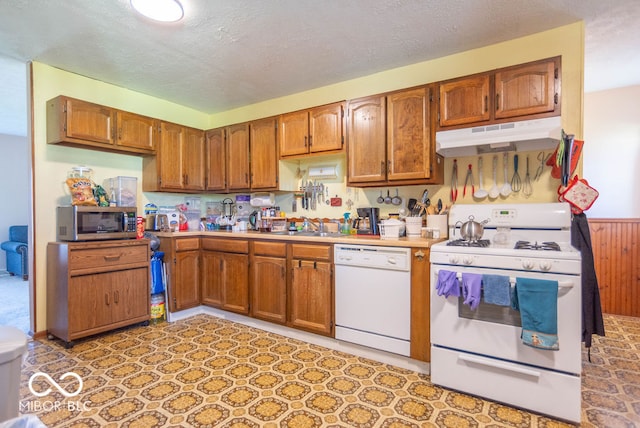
[334,244,411,356]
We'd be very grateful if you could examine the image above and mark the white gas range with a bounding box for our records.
[430,202,582,424]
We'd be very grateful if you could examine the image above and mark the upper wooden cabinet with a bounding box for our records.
[204,118,279,193]
[142,122,205,192]
[47,96,158,155]
[249,117,279,190]
[438,76,490,127]
[494,60,557,119]
[279,102,344,158]
[347,87,442,186]
[438,56,560,129]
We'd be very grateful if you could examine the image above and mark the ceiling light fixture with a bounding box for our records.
[130,0,184,22]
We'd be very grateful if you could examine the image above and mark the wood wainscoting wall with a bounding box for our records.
[588,218,640,317]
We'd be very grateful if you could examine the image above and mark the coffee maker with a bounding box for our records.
[352,207,380,235]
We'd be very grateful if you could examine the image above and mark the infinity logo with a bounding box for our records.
[28,372,83,398]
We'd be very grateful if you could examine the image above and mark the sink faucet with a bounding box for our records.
[301,217,324,233]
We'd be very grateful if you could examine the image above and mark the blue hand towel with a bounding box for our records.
[436,270,460,298]
[462,273,482,310]
[482,274,511,306]
[513,277,559,350]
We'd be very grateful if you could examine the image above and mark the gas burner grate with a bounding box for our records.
[514,241,561,251]
[447,239,491,247]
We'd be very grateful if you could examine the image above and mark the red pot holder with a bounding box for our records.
[558,175,599,214]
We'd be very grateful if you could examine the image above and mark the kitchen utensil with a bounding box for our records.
[488,155,500,199]
[473,157,488,199]
[511,154,522,192]
[454,215,490,241]
[384,189,392,204]
[500,152,512,197]
[451,159,458,202]
[407,198,417,215]
[319,183,324,205]
[534,151,550,181]
[377,191,385,204]
[311,181,317,210]
[392,188,402,205]
[421,188,429,204]
[437,198,443,214]
[523,155,533,198]
[463,163,474,197]
[325,186,330,205]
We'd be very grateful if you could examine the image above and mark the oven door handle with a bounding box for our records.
[458,354,541,378]
[433,270,574,288]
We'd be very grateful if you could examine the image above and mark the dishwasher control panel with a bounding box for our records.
[334,244,411,271]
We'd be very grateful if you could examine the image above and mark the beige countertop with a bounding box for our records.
[152,230,444,249]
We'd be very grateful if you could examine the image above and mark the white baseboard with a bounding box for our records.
[167,306,430,375]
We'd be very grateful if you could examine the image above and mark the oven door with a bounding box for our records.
[430,263,581,375]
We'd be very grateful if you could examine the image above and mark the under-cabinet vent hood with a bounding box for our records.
[436,116,562,157]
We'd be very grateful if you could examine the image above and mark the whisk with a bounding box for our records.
[523,155,533,198]
[511,154,522,192]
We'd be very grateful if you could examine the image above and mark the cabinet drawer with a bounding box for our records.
[202,238,249,254]
[291,244,332,261]
[253,241,287,257]
[175,238,200,251]
[69,244,148,270]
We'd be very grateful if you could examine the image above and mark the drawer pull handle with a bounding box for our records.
[114,291,119,304]
[103,255,122,262]
[105,293,110,306]
[458,354,541,378]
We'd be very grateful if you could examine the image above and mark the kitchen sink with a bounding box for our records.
[269,230,343,237]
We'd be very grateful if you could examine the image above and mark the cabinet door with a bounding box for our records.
[173,250,200,311]
[279,110,309,157]
[495,60,556,119]
[201,250,223,307]
[309,103,344,153]
[111,266,150,323]
[64,98,115,145]
[439,75,490,127]
[158,122,184,190]
[387,87,432,181]
[205,128,227,191]
[251,255,287,324]
[289,259,333,336]
[250,117,279,190]
[346,95,387,184]
[226,123,251,190]
[69,273,114,332]
[183,127,205,190]
[116,111,157,152]
[221,253,250,314]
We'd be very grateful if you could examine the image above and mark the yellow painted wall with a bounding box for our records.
[31,22,584,333]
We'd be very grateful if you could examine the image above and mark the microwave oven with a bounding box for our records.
[57,206,138,241]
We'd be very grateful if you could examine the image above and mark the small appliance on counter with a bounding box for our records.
[352,207,380,235]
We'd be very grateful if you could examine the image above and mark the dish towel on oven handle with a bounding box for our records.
[436,270,460,298]
[513,277,559,350]
[461,273,482,310]
[482,274,511,306]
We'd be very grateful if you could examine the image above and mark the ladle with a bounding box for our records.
[500,152,512,197]
[473,157,488,199]
[488,155,500,199]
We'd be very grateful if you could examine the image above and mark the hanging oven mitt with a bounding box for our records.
[461,273,482,310]
[436,270,460,298]
[558,175,599,215]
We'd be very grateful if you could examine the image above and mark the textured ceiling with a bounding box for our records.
[1,0,639,137]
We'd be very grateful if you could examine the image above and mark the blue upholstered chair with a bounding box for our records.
[1,225,28,280]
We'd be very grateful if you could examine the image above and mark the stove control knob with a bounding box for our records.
[449,255,460,264]
[539,260,553,271]
[522,259,535,270]
[462,256,474,265]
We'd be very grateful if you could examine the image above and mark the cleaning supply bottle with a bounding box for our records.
[342,212,351,234]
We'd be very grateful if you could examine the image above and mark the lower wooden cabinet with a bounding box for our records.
[289,244,333,336]
[160,237,201,312]
[250,241,287,324]
[202,238,249,314]
[47,240,150,347]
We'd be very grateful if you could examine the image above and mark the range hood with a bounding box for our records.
[436,116,562,157]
